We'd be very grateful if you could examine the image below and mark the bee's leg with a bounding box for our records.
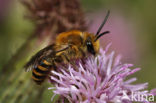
[61,53,70,63]
[78,47,85,57]
[69,45,86,71]
[61,53,79,71]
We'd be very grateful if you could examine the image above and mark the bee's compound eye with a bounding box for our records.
[87,42,91,45]
[86,42,95,55]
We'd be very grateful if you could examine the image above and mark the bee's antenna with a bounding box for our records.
[96,10,110,36]
[94,31,110,41]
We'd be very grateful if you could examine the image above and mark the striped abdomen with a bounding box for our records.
[32,60,52,85]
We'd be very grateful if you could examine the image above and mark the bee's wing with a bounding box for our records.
[24,44,69,72]
[24,44,56,72]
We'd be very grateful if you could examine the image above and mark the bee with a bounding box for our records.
[25,11,110,85]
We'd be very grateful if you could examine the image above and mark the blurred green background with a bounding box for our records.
[0,0,156,103]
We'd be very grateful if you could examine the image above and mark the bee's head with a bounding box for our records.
[84,10,110,55]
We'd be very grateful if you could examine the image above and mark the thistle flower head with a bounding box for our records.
[49,44,156,103]
[22,0,86,34]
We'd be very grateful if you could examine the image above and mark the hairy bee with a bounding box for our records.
[25,11,110,85]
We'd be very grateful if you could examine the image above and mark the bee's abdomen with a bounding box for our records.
[32,60,52,85]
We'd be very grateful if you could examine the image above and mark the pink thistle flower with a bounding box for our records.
[49,45,156,103]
